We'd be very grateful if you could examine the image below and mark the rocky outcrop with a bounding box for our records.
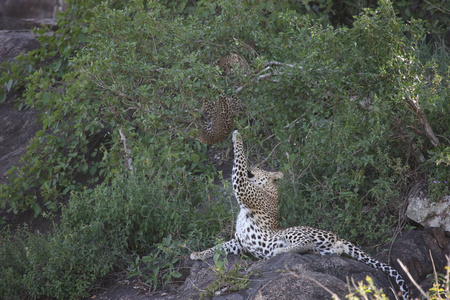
[90,228,449,300]
[0,102,40,186]
[406,185,450,231]
[0,29,41,63]
[388,227,450,294]
[0,17,56,185]
[176,253,395,300]
[173,228,448,300]
[0,0,65,19]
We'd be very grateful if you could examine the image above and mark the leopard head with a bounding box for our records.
[247,168,283,198]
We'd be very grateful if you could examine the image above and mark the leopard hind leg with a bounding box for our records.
[271,227,316,257]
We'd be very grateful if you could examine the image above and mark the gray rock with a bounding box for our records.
[406,186,450,231]
[388,227,450,291]
[0,30,41,63]
[154,228,450,300]
[0,102,40,186]
[172,253,396,300]
[0,18,49,186]
[0,0,60,19]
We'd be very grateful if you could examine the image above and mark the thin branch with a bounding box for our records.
[119,127,134,175]
[423,0,450,13]
[397,259,428,298]
[255,141,283,168]
[284,113,307,128]
[265,61,303,70]
[406,97,441,147]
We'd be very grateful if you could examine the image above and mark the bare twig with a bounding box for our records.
[429,250,440,292]
[445,255,450,298]
[119,127,134,175]
[255,141,283,168]
[406,97,441,147]
[236,61,309,93]
[264,61,304,70]
[397,259,428,298]
[284,113,307,128]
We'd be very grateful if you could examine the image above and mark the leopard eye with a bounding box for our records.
[247,170,255,178]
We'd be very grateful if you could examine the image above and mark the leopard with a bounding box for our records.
[190,130,410,300]
[217,53,249,76]
[197,94,241,144]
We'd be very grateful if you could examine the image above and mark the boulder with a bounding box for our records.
[0,18,52,186]
[388,227,450,294]
[406,185,450,231]
[171,253,398,300]
[0,30,41,63]
[87,231,449,300]
[0,102,40,186]
[0,0,62,19]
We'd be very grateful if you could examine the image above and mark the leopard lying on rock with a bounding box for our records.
[191,130,409,300]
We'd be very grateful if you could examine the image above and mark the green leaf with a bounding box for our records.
[190,153,200,163]
[81,163,89,173]
[32,202,42,217]
[5,79,13,91]
[0,89,6,103]
[171,271,182,278]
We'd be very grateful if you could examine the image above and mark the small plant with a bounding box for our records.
[342,276,389,300]
[200,246,252,299]
[427,256,450,300]
[0,224,116,300]
[127,236,183,291]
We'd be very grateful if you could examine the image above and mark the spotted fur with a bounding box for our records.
[197,94,241,144]
[191,130,409,300]
[217,53,249,75]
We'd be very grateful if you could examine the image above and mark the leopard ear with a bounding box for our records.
[247,170,255,178]
[270,172,284,180]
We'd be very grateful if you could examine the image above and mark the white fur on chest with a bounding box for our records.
[235,207,253,238]
[234,206,276,258]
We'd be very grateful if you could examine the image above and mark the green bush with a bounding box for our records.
[0,225,116,299]
[229,0,449,244]
[62,146,227,252]
[0,151,231,299]
[0,0,448,298]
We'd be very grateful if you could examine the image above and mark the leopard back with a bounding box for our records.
[197,96,233,144]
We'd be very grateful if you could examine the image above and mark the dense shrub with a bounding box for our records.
[0,0,448,298]
[232,1,449,243]
[0,151,231,299]
[61,146,230,252]
[0,224,116,299]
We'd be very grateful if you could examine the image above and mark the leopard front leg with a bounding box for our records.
[190,238,242,260]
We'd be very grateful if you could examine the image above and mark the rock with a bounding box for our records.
[0,17,53,186]
[406,185,450,231]
[0,17,57,30]
[85,228,450,300]
[0,102,40,186]
[388,227,450,294]
[0,0,63,19]
[0,30,41,64]
[172,253,397,300]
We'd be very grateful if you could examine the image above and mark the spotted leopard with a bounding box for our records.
[191,130,409,300]
[217,53,249,75]
[197,94,241,144]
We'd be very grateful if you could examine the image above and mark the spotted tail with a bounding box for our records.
[343,241,409,300]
